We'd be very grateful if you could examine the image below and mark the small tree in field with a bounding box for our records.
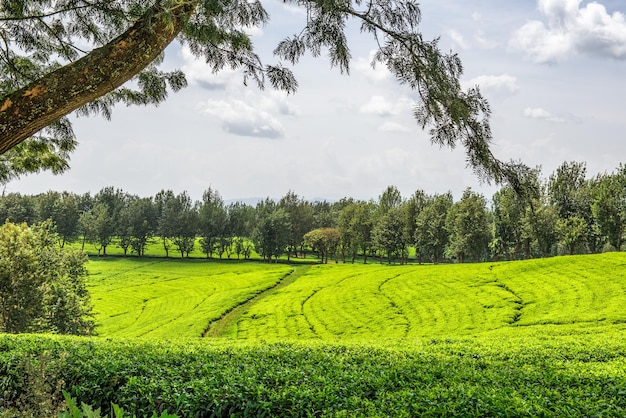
[0,222,94,335]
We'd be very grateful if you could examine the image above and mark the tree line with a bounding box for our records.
[2,161,625,264]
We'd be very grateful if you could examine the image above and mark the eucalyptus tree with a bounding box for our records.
[119,196,157,256]
[491,186,526,261]
[548,161,588,219]
[446,188,491,263]
[161,191,198,258]
[592,168,626,251]
[414,192,452,264]
[0,0,524,191]
[253,199,291,262]
[198,187,226,258]
[372,206,408,264]
[155,189,176,257]
[279,191,314,260]
[227,201,256,259]
[92,187,126,255]
[337,200,375,263]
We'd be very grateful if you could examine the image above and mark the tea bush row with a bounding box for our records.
[0,333,624,416]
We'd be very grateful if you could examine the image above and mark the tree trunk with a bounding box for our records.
[0,2,197,154]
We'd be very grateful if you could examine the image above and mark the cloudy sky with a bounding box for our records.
[7,0,626,203]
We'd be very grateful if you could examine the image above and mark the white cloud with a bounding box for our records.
[465,74,519,94]
[447,29,468,50]
[523,107,566,123]
[474,29,498,49]
[354,50,392,82]
[510,0,626,63]
[198,98,285,139]
[360,96,395,116]
[378,122,410,132]
[359,96,413,117]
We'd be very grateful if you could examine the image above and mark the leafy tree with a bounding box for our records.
[0,193,36,224]
[446,188,491,263]
[253,200,291,262]
[556,215,587,255]
[198,187,226,259]
[548,161,587,219]
[280,191,314,260]
[228,202,256,259]
[490,186,526,260]
[592,169,626,250]
[304,228,341,264]
[524,202,559,258]
[312,200,338,229]
[121,196,157,257]
[54,192,80,247]
[161,191,198,258]
[89,187,126,255]
[337,200,375,264]
[414,192,452,264]
[155,189,176,257]
[0,221,93,335]
[0,0,521,190]
[372,206,408,264]
[377,185,403,215]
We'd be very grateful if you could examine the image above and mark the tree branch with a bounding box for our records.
[0,1,198,155]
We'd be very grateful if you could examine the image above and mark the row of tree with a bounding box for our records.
[2,161,625,263]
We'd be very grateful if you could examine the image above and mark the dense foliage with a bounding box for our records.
[1,161,625,263]
[0,331,624,416]
[0,221,93,335]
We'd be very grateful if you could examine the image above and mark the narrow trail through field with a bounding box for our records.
[203,264,312,338]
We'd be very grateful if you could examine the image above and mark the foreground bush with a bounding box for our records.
[0,221,94,335]
[0,332,624,416]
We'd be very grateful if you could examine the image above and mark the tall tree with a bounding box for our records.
[253,199,291,262]
[161,191,198,258]
[198,187,226,259]
[414,192,452,264]
[548,161,587,219]
[155,189,176,257]
[592,169,626,251]
[0,0,523,191]
[372,206,408,264]
[490,186,526,260]
[446,188,491,263]
[338,200,375,264]
[279,191,314,260]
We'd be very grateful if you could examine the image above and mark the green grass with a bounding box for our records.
[222,253,626,341]
[13,252,617,416]
[86,253,626,341]
[87,258,293,338]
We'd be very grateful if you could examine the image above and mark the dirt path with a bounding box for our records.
[203,264,312,338]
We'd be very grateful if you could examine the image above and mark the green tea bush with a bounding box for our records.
[0,334,624,417]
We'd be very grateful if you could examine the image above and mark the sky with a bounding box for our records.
[7,0,626,203]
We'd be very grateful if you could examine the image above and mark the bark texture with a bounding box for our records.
[0,2,196,155]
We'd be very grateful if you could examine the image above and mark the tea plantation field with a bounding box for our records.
[1,253,625,416]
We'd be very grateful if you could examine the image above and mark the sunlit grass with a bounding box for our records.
[87,258,293,338]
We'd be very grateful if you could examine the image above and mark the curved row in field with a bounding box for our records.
[231,253,626,341]
[87,258,293,338]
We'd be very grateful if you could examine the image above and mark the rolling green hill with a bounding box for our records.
[86,253,626,342]
[3,254,624,416]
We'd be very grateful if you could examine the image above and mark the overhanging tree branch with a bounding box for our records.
[0,1,198,155]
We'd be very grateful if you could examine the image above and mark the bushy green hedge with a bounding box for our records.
[0,333,625,417]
